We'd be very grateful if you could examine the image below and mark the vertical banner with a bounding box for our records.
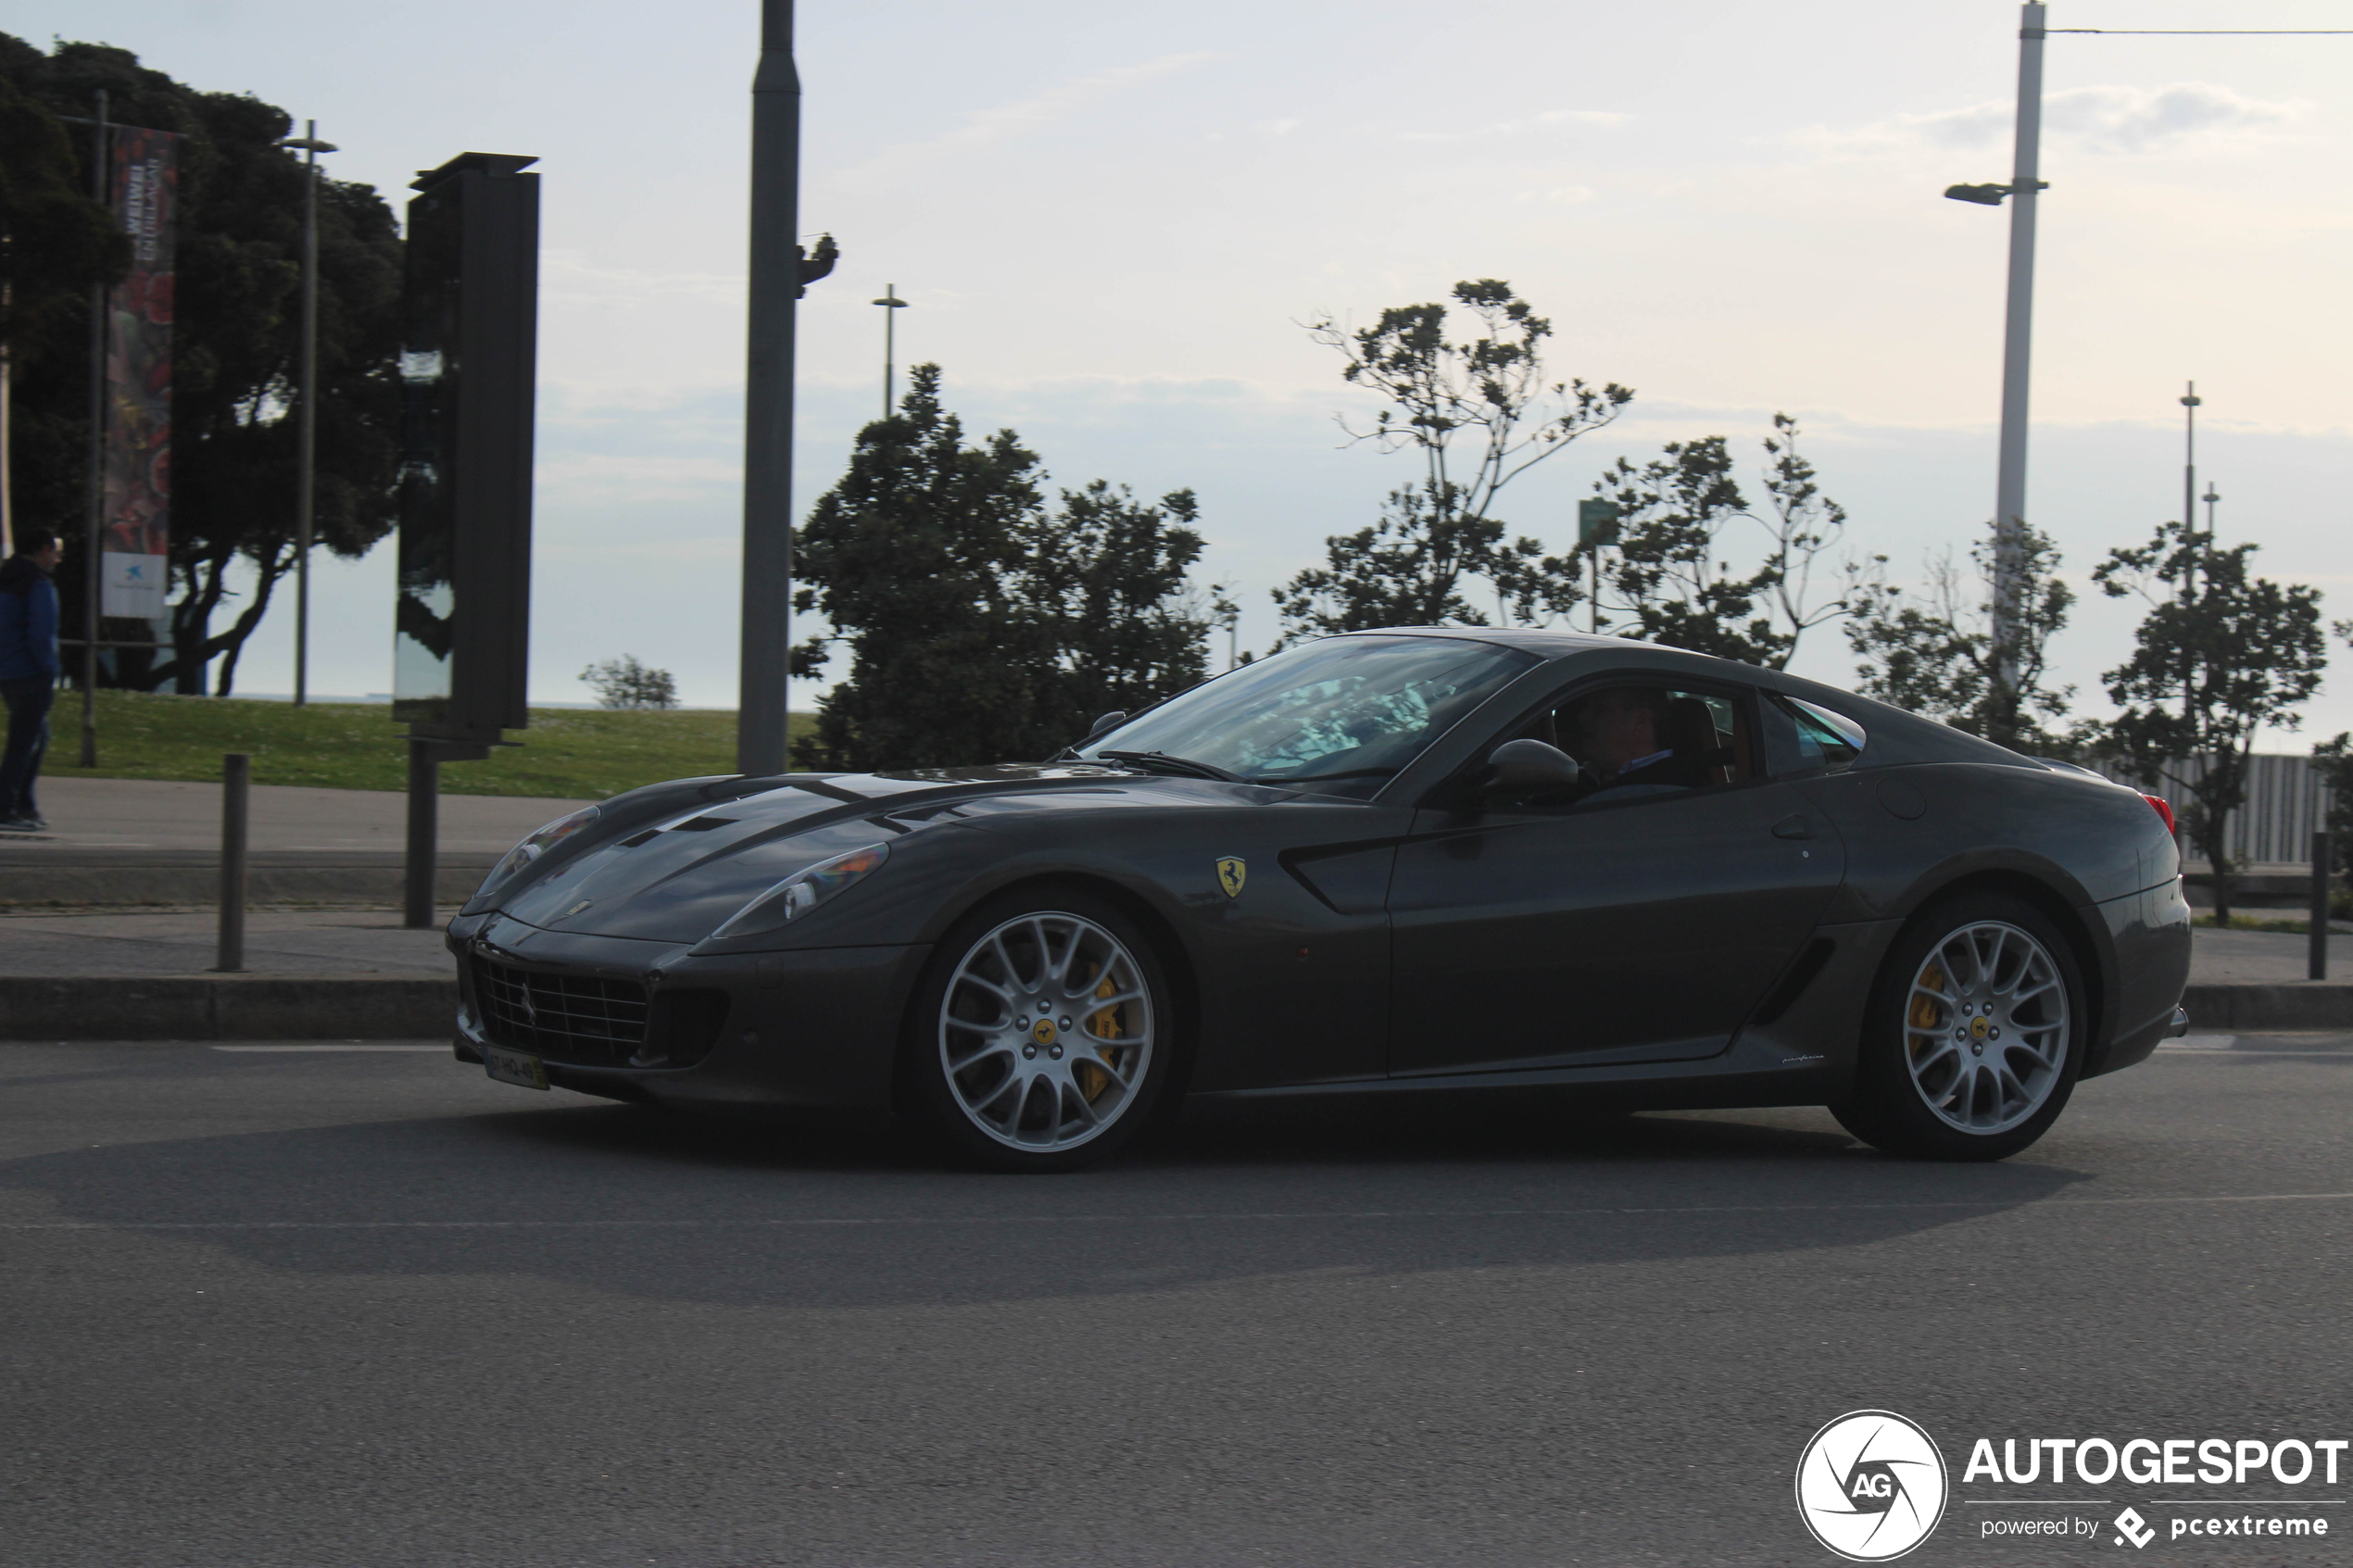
[101,127,178,619]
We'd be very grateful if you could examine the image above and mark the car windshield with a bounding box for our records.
[1081,634,1538,799]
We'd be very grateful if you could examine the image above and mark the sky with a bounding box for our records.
[19,0,2353,744]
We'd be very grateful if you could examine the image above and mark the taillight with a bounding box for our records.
[2140,794,2176,834]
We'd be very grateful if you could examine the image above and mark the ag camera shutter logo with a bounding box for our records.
[1795,1410,1950,1561]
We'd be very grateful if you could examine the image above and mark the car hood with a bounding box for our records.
[488,763,1282,944]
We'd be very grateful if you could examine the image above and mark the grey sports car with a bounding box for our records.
[447,629,2192,1171]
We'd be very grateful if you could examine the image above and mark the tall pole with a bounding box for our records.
[80,91,108,769]
[737,0,801,776]
[2181,382,2202,605]
[2182,382,2201,534]
[292,121,326,706]
[2177,384,2201,739]
[872,284,908,417]
[1990,1,2046,692]
[2202,480,2219,531]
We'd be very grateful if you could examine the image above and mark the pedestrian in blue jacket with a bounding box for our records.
[0,528,64,832]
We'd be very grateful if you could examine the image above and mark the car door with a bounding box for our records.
[1385,676,1847,1075]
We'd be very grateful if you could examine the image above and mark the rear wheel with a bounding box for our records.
[902,888,1174,1172]
[1831,892,2087,1161]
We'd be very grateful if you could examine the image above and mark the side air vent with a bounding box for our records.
[630,988,733,1069]
[1749,938,1835,1027]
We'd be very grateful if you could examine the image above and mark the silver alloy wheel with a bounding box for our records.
[937,911,1155,1152]
[1902,919,2071,1135]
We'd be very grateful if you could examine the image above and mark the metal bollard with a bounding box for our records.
[216,753,250,972]
[2311,830,2331,982]
[405,738,438,930]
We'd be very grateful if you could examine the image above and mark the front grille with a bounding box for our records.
[472,956,648,1066]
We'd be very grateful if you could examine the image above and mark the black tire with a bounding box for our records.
[1831,891,2089,1161]
[900,885,1177,1173]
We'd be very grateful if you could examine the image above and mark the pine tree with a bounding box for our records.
[790,365,1214,771]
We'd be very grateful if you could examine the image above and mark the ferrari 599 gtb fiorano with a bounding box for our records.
[449,630,2191,1171]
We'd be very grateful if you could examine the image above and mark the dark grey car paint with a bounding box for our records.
[446,629,2192,1116]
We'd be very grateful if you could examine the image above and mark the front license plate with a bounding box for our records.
[484,1045,549,1090]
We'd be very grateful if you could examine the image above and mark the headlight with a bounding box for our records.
[477,804,602,898]
[711,842,890,941]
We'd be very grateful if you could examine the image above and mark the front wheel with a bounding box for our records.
[901,888,1175,1172]
[1831,893,2088,1161]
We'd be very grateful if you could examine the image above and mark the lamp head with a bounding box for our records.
[1943,182,2010,206]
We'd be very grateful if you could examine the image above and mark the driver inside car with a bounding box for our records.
[1567,685,1718,797]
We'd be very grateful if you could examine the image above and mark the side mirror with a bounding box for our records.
[1083,710,1127,740]
[1484,738,1580,796]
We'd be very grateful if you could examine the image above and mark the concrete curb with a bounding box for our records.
[0,975,457,1041]
[2180,982,2353,1033]
[4,976,2344,1044]
[0,866,489,908]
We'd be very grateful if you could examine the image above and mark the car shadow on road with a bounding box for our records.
[0,1072,2093,1312]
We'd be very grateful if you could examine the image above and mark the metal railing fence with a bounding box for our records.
[2089,752,2334,867]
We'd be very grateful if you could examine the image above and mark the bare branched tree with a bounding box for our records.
[1278,281,1631,643]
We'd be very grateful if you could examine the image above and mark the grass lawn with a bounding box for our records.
[49,690,816,799]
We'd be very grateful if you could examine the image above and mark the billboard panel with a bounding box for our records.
[101,127,178,619]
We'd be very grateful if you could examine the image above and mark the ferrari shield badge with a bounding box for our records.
[1215,857,1247,898]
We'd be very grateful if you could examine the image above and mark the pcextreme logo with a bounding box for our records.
[1796,1410,1951,1562]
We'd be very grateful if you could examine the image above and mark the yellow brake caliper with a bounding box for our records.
[1908,962,1947,1064]
[1076,965,1121,1102]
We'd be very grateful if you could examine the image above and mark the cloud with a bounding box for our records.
[955,52,1215,144]
[536,451,740,507]
[1515,184,1596,206]
[1795,82,2308,158]
[1398,108,1630,143]
[824,52,1216,187]
[541,253,745,310]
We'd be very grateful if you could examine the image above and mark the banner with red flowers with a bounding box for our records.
[101,125,178,620]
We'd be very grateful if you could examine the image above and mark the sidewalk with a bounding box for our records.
[0,907,457,977]
[2186,926,2345,984]
[4,905,2347,1040]
[0,776,591,907]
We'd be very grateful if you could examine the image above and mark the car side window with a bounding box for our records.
[1760,694,1866,776]
[1502,682,1757,808]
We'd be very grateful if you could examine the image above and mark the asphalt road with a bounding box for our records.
[3,1039,2348,1567]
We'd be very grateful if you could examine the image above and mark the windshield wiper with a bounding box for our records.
[1094,749,1243,783]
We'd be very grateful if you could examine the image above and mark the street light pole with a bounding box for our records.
[2181,382,2202,600]
[281,122,336,707]
[872,284,908,417]
[738,0,803,776]
[2182,382,2202,532]
[1991,0,2047,687]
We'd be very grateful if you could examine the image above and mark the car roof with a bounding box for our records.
[1323,627,2045,771]
[1328,625,1689,659]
